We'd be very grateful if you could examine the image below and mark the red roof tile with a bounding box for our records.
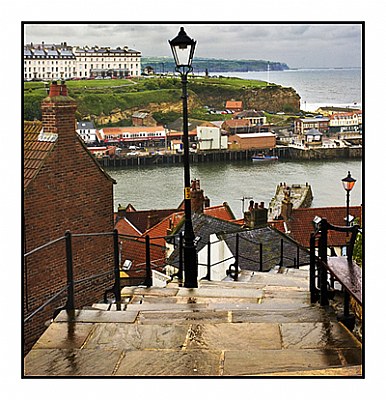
[24,122,56,190]
[285,206,362,247]
[204,203,235,221]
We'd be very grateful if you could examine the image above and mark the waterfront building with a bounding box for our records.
[228,132,276,150]
[23,82,116,353]
[24,42,141,81]
[294,117,330,135]
[99,126,166,147]
[328,111,362,134]
[196,123,228,151]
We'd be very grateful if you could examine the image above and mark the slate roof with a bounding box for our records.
[167,213,309,272]
[221,227,309,272]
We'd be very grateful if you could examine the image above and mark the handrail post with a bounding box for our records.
[319,218,329,306]
[260,242,263,271]
[113,229,121,310]
[178,231,183,283]
[65,230,75,311]
[280,238,283,267]
[234,233,239,281]
[310,234,317,303]
[144,235,152,287]
[206,239,211,281]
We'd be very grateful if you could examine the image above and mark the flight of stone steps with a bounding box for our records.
[24,268,362,376]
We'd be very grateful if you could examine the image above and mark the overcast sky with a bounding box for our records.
[24,23,362,69]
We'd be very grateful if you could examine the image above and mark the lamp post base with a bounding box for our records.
[183,244,198,288]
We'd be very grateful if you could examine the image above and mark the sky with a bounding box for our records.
[24,23,362,69]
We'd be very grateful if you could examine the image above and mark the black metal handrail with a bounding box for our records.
[309,218,361,329]
[24,230,121,323]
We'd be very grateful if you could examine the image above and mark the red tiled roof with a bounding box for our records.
[141,212,184,246]
[285,206,362,248]
[125,208,180,233]
[120,236,165,274]
[204,203,235,221]
[115,217,141,237]
[24,121,56,190]
[226,101,243,109]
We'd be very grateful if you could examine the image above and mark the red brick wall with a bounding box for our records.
[229,134,276,150]
[24,86,115,354]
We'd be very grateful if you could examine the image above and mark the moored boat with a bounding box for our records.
[252,153,279,162]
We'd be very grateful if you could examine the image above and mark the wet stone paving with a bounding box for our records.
[24,268,362,376]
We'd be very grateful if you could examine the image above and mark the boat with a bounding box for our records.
[252,153,279,162]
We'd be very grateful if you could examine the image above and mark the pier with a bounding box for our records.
[97,146,362,168]
[268,182,313,220]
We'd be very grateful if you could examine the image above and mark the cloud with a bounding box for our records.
[24,23,362,68]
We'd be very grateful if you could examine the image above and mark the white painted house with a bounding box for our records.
[76,121,98,144]
[196,124,228,151]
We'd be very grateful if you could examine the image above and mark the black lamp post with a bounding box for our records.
[341,171,356,227]
[169,27,198,288]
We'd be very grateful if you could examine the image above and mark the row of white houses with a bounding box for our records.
[24,42,141,81]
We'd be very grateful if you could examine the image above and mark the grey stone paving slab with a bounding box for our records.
[185,322,281,350]
[115,349,222,376]
[55,309,138,323]
[24,349,122,376]
[231,307,332,324]
[121,286,179,297]
[177,287,263,299]
[33,322,94,349]
[222,349,344,376]
[84,322,188,350]
[176,296,261,304]
[138,310,230,325]
[250,274,309,289]
[280,322,362,350]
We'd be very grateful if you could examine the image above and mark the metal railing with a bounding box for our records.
[309,218,361,321]
[24,227,307,323]
[24,230,121,323]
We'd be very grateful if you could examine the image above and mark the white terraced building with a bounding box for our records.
[24,42,141,81]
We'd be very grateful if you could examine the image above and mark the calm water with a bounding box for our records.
[107,159,362,219]
[107,68,362,218]
[215,68,362,111]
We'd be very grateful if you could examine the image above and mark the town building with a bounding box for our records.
[24,81,116,353]
[24,42,141,81]
[228,132,276,150]
[225,100,243,112]
[269,200,362,257]
[99,126,166,147]
[76,121,98,144]
[294,117,330,135]
[196,123,228,151]
[328,111,362,134]
[234,110,267,126]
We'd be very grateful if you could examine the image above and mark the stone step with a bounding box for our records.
[25,319,361,376]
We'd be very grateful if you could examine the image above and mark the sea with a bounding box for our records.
[213,68,362,112]
[106,68,363,218]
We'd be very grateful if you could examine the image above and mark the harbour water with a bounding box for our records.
[107,68,362,218]
[107,159,362,219]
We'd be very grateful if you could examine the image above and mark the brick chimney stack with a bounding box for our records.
[280,187,293,221]
[190,179,206,214]
[41,81,77,141]
[244,201,268,228]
